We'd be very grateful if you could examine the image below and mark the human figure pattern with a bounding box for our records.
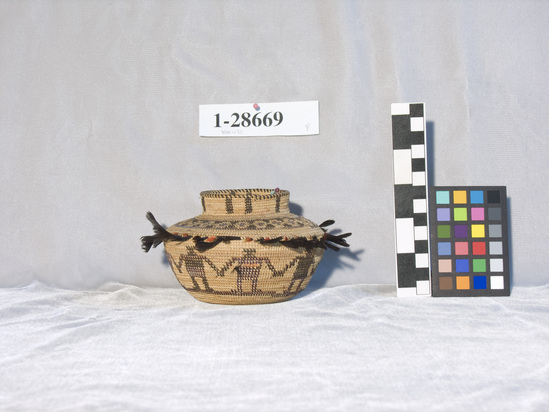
[391,103,431,297]
[166,246,320,298]
[167,246,218,292]
[277,250,318,295]
[220,249,278,295]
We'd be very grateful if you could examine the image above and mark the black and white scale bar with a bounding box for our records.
[391,103,431,297]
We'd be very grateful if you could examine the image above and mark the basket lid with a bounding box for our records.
[168,189,325,240]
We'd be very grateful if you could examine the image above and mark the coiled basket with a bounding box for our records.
[141,189,351,305]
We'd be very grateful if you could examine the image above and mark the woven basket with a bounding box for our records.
[141,189,350,305]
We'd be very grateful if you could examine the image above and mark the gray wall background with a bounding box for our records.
[2,0,548,289]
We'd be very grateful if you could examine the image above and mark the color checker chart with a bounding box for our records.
[428,186,510,297]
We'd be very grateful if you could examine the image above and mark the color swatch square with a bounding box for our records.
[456,259,469,272]
[455,242,468,255]
[456,276,470,290]
[439,277,453,290]
[489,241,503,255]
[453,191,467,204]
[488,208,501,220]
[454,208,468,221]
[472,242,486,255]
[471,224,485,238]
[438,242,452,255]
[471,207,484,221]
[489,224,502,238]
[490,258,504,272]
[473,259,486,272]
[437,208,451,221]
[490,276,504,289]
[473,276,487,289]
[436,191,450,204]
[487,190,500,204]
[454,225,468,238]
[438,259,452,273]
[470,191,484,204]
[429,186,510,297]
[438,225,451,238]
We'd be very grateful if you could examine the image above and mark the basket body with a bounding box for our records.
[163,189,326,304]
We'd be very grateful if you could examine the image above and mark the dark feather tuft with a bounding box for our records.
[257,219,352,252]
[141,212,191,252]
[322,232,352,251]
[319,220,335,228]
[319,219,351,252]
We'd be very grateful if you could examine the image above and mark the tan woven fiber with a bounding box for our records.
[165,239,324,305]
[169,189,325,241]
[161,189,329,304]
[201,189,291,216]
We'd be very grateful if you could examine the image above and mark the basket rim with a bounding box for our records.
[200,188,289,200]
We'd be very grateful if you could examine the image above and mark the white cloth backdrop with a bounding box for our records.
[0,283,547,411]
[1,1,549,410]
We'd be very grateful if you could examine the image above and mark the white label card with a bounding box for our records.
[199,101,319,137]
